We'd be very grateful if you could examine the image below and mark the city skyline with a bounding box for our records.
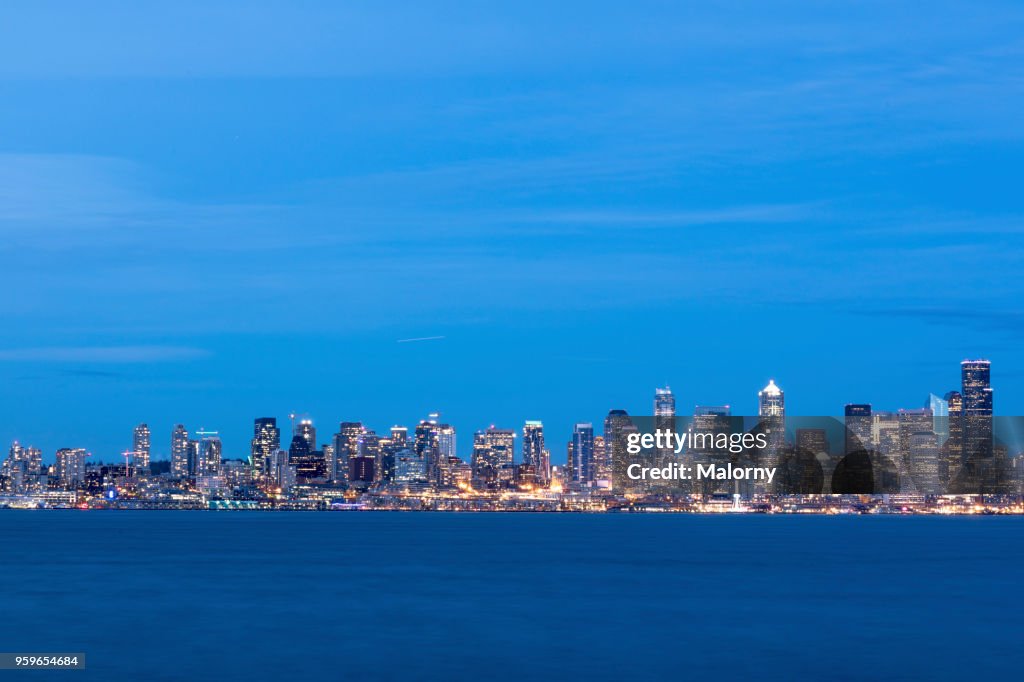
[4,358,1005,466]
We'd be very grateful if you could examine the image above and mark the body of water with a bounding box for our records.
[1,511,1021,681]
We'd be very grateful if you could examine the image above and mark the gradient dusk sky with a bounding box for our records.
[2,1,1024,460]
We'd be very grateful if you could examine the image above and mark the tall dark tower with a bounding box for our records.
[961,360,993,462]
[844,404,872,454]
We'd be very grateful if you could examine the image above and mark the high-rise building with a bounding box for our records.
[522,421,548,483]
[758,380,784,417]
[359,430,383,482]
[414,414,456,487]
[250,418,280,480]
[390,426,408,449]
[927,393,950,445]
[471,427,515,489]
[654,387,676,472]
[569,423,595,486]
[593,435,610,486]
[757,380,785,492]
[348,455,376,490]
[294,417,316,452]
[132,424,151,474]
[187,439,200,477]
[961,360,993,462]
[436,422,457,487]
[689,406,732,497]
[606,409,639,493]
[55,448,88,489]
[394,449,427,484]
[379,427,408,483]
[333,422,363,484]
[654,387,676,421]
[289,433,325,482]
[944,390,963,484]
[844,404,872,454]
[897,408,934,493]
[909,431,940,494]
[171,424,190,479]
[196,431,222,477]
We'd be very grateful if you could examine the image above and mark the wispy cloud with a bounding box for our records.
[0,346,210,363]
[396,336,446,344]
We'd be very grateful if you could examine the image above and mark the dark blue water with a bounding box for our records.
[2,511,1021,681]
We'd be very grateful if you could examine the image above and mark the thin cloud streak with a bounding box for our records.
[396,336,447,344]
[0,346,211,363]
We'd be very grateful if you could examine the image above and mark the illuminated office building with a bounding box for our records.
[593,435,610,486]
[606,409,639,493]
[197,432,222,476]
[757,380,785,491]
[909,431,940,494]
[295,418,317,452]
[289,433,326,482]
[654,387,676,471]
[133,424,151,474]
[471,427,515,489]
[171,424,190,479]
[522,421,548,483]
[569,423,595,485]
[56,448,88,489]
[250,417,280,480]
[394,449,427,484]
[332,422,363,484]
[415,414,456,487]
[961,360,993,461]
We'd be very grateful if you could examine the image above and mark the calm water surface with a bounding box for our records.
[1,511,1021,681]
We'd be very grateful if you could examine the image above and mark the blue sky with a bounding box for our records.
[2,1,1023,461]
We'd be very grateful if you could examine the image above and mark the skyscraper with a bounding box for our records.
[756,380,784,492]
[569,423,595,486]
[56,448,88,489]
[961,360,993,462]
[654,386,676,473]
[606,409,638,493]
[196,431,222,477]
[436,422,457,487]
[333,422,364,484]
[471,427,515,490]
[943,390,963,484]
[844,404,872,454]
[522,421,548,483]
[654,386,676,422]
[171,424,189,479]
[758,380,784,417]
[294,417,317,452]
[250,418,280,480]
[927,393,950,445]
[132,424,151,474]
[414,414,456,487]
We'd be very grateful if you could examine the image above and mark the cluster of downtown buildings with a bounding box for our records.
[2,359,1023,512]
